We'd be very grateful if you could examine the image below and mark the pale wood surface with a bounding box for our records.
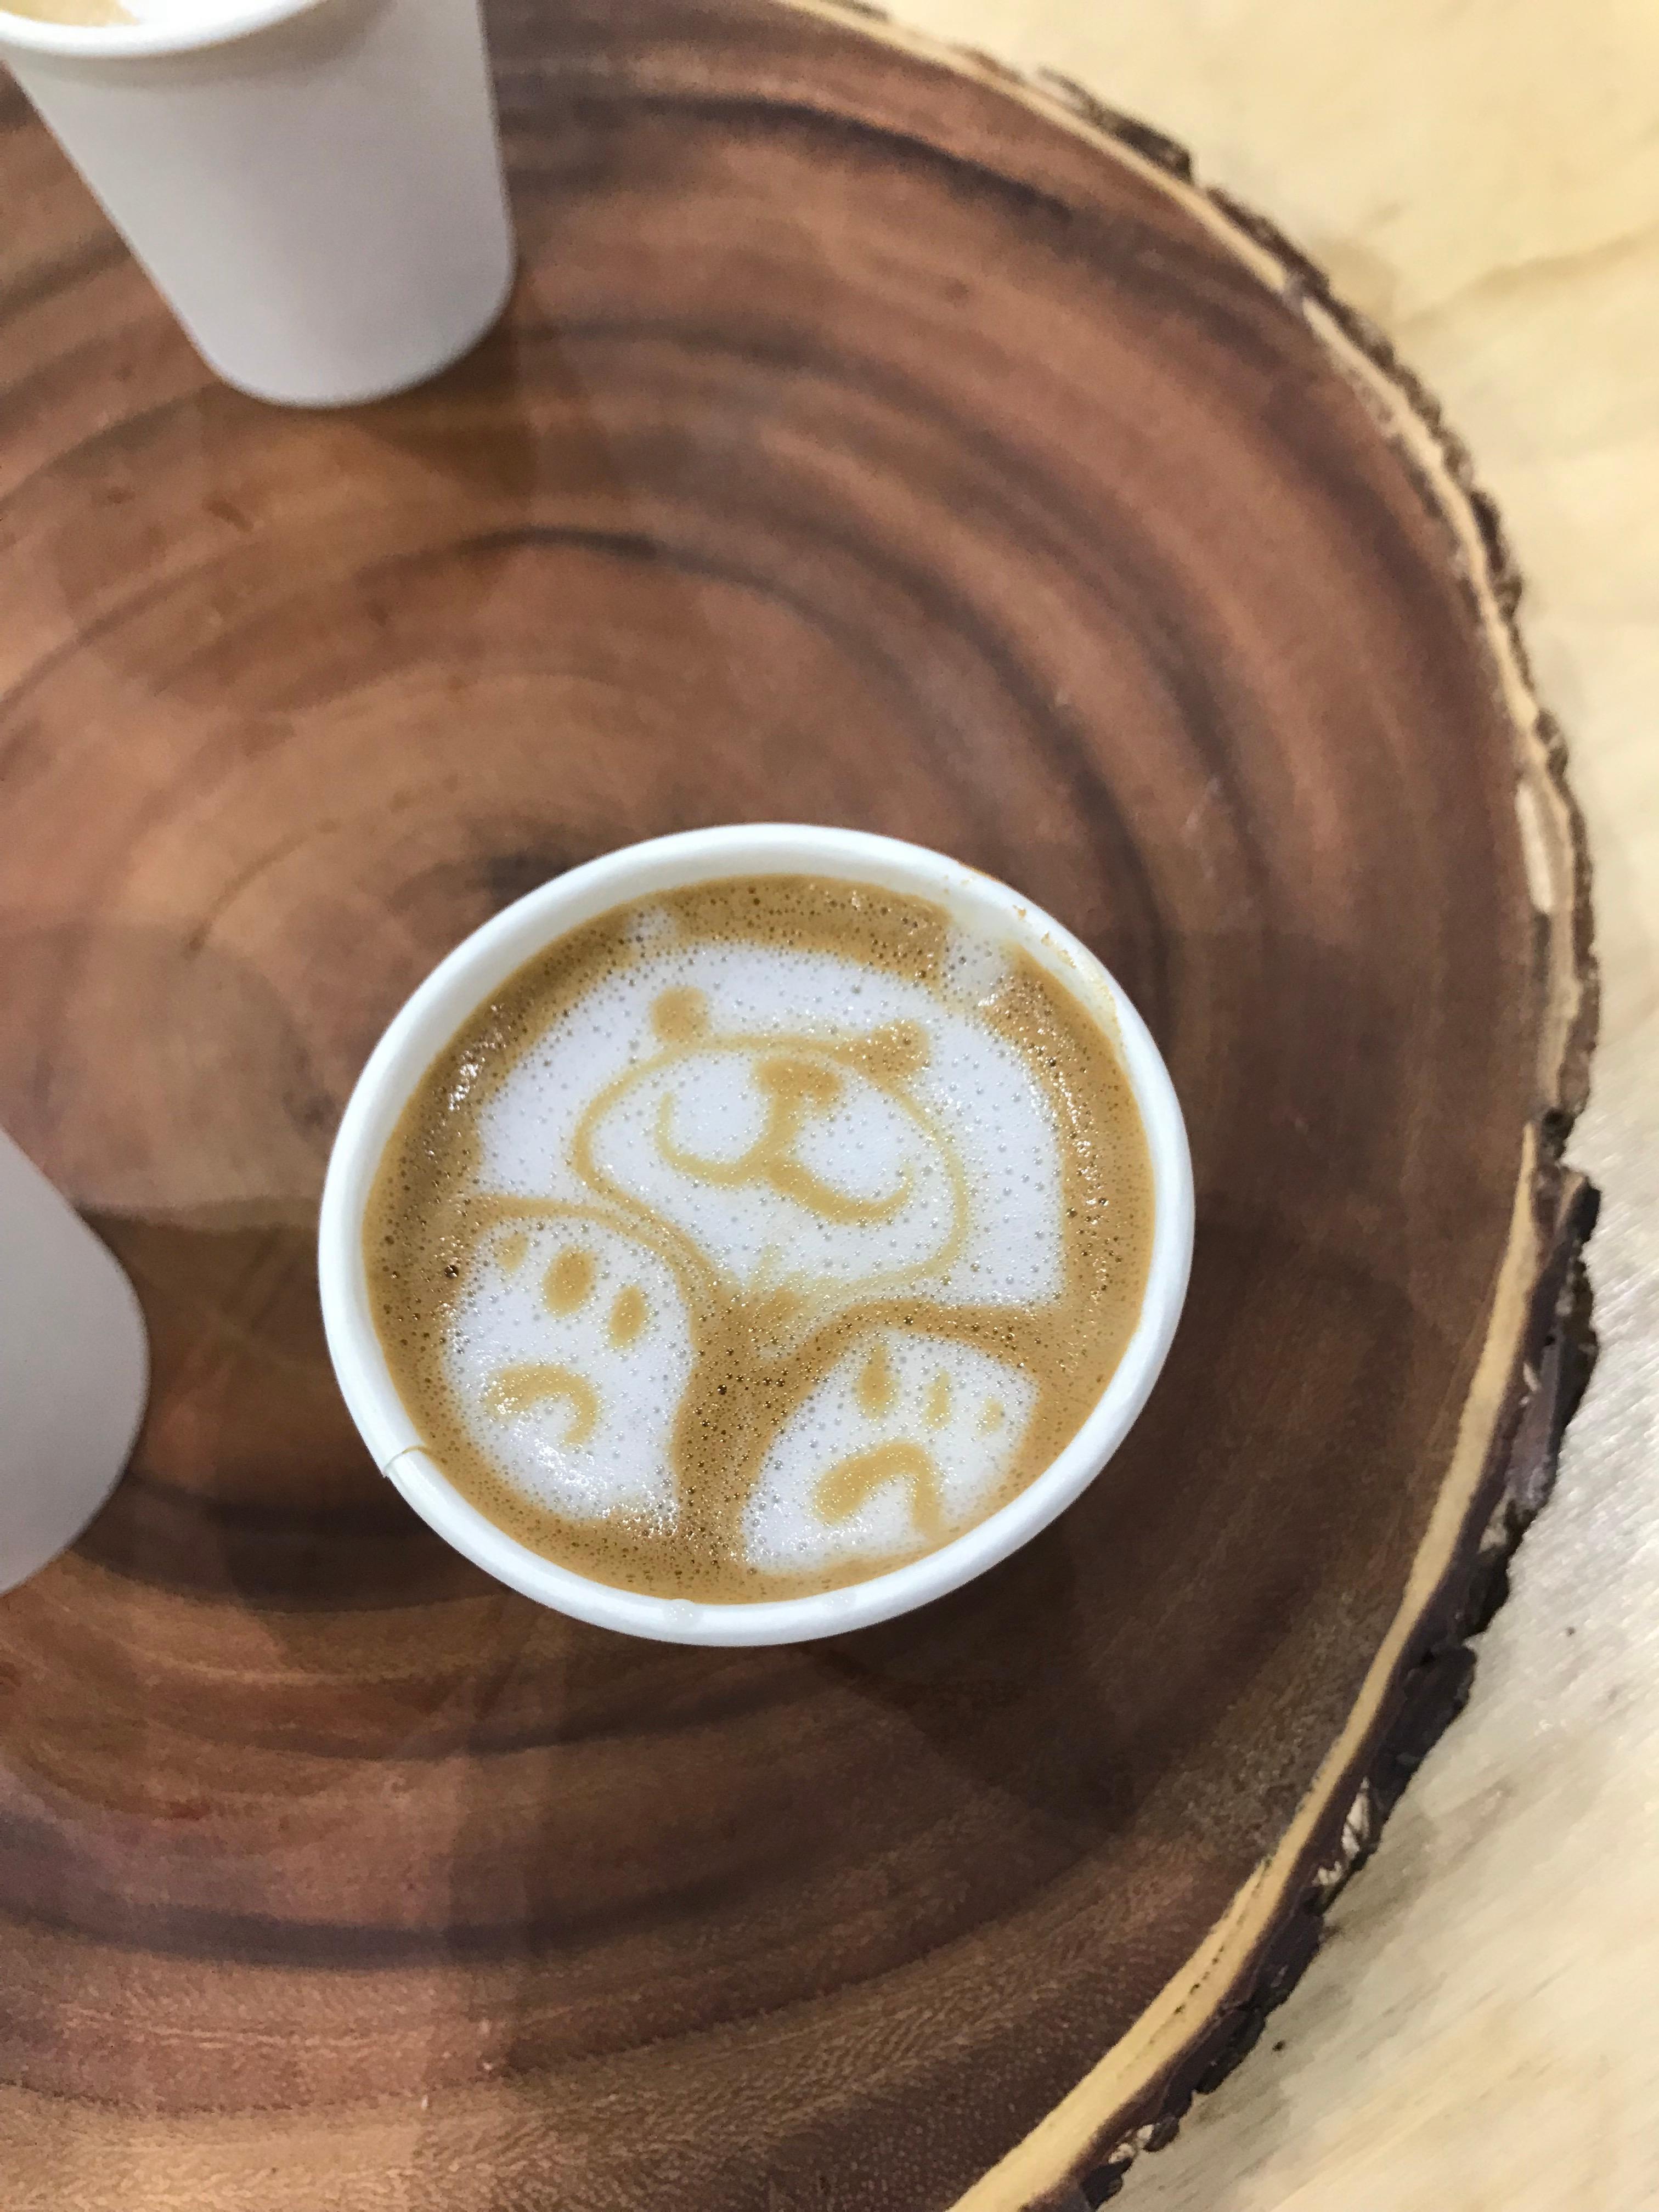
[877,1,1658,2203]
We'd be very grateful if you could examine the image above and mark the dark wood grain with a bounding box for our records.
[0,2,1594,2206]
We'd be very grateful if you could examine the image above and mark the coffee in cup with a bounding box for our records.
[363,872,1154,1602]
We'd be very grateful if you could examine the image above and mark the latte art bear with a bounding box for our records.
[366,877,1153,1600]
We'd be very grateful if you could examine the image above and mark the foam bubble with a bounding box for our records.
[442,1216,690,1523]
[743,1329,1038,1575]
[940,920,1012,1006]
[474,940,1064,1309]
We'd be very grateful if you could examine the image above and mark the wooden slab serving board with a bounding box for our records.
[0,1,1595,2205]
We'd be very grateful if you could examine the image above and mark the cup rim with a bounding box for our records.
[318,825,1193,1645]
[0,0,326,60]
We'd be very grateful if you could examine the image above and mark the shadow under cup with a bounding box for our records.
[317,824,1194,1645]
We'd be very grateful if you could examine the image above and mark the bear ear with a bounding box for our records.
[862,1020,929,1081]
[651,986,710,1045]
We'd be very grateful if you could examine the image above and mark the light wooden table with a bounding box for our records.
[875,1,1659,2202]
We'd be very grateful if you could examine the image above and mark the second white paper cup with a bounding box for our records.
[319,827,1194,1645]
[0,0,515,407]
[0,1128,148,1597]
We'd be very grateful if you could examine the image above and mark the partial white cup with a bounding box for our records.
[319,826,1194,1645]
[0,1128,149,1596]
[0,0,515,407]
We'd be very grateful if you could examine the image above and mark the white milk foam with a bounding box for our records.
[743,1330,1040,1575]
[444,923,1066,1574]
[444,1216,689,1524]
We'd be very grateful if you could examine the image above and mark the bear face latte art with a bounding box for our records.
[366,876,1154,1601]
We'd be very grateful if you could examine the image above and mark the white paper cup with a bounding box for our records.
[319,827,1193,1645]
[0,1128,149,1596]
[0,0,515,407]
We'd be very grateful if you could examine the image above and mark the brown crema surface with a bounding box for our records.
[365,876,1154,1600]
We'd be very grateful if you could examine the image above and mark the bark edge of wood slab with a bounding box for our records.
[0,2,1598,2208]
[1060,1171,1599,2210]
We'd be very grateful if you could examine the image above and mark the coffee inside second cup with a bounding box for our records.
[2,0,131,22]
[366,874,1153,1601]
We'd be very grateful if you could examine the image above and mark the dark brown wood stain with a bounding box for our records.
[0,3,1594,2206]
